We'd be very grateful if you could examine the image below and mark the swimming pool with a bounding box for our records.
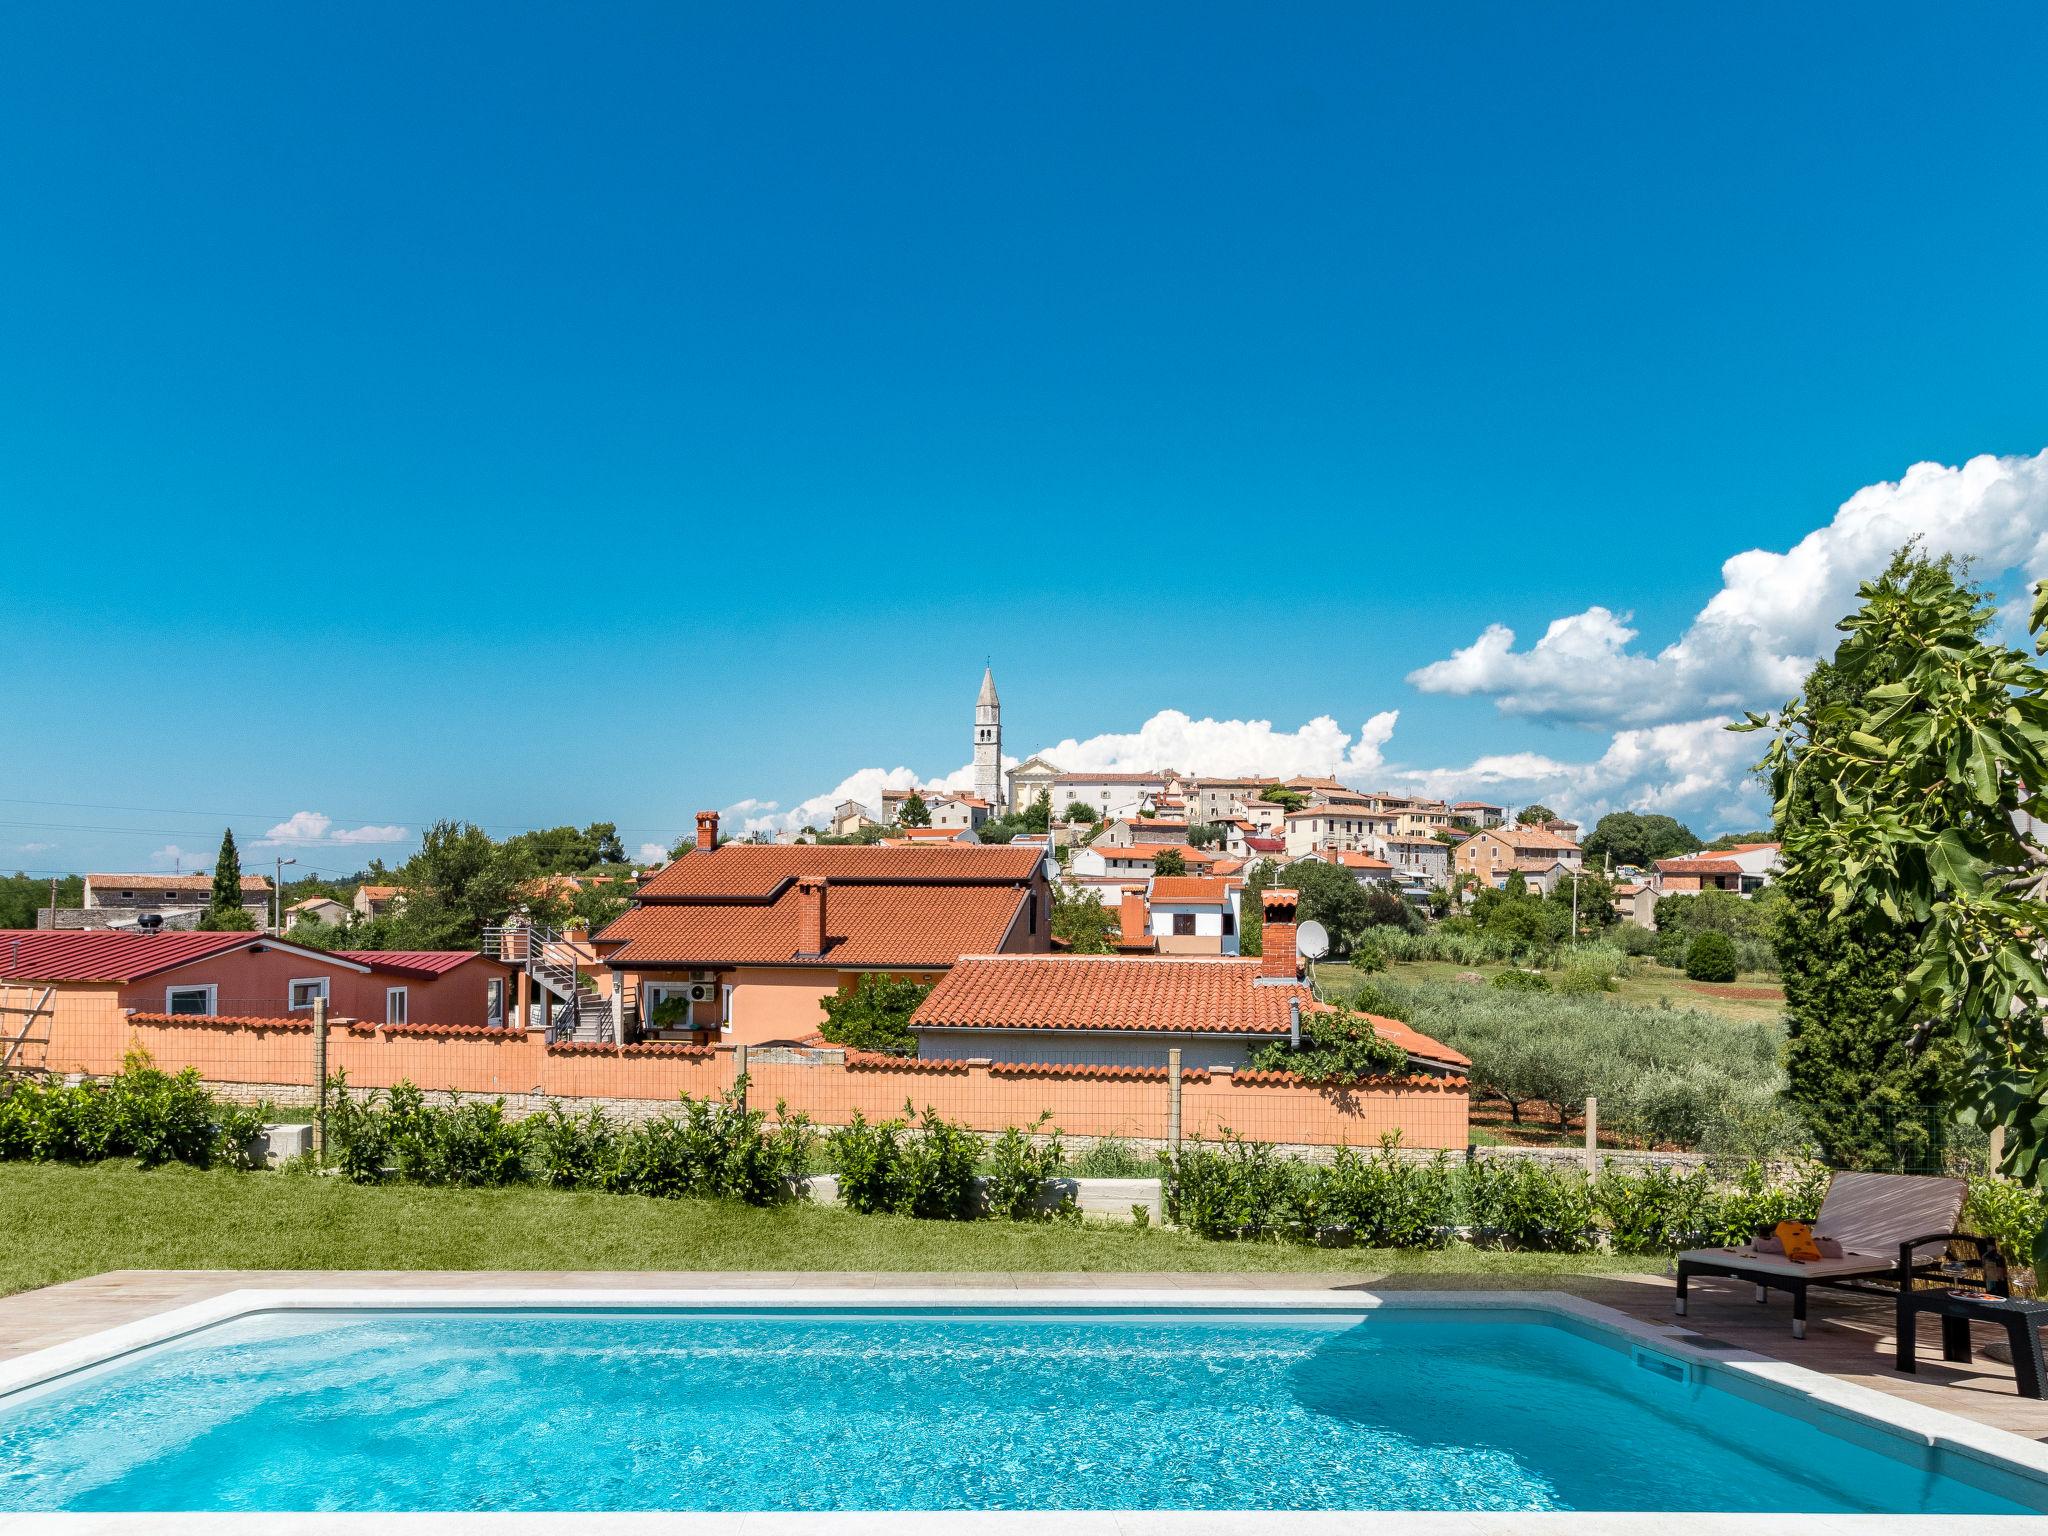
[2,1290,2045,1517]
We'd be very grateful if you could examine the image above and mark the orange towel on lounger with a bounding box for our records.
[1774,1221,1821,1263]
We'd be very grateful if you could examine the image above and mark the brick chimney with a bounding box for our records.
[695,810,719,852]
[1259,886,1300,981]
[1119,887,1149,945]
[795,876,827,958]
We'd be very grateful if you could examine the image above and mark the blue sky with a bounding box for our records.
[4,3,2046,872]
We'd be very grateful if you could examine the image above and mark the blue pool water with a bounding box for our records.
[0,1307,2036,1513]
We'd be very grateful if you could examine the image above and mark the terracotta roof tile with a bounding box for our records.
[912,954,1312,1036]
[86,873,272,894]
[1655,855,1744,875]
[638,843,1042,899]
[1148,876,1230,903]
[600,844,1042,969]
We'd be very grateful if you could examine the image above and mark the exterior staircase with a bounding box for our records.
[483,921,616,1045]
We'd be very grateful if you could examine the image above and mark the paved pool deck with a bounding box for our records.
[5,1266,2048,1444]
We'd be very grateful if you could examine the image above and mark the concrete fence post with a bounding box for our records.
[312,996,329,1162]
[1583,1095,1598,1177]
[733,1042,750,1112]
[1167,1047,1183,1152]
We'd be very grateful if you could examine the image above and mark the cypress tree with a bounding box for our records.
[1777,554,1966,1168]
[200,826,256,931]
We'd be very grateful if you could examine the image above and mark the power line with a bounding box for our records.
[0,796,680,839]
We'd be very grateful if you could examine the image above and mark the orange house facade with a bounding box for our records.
[592,812,1053,1048]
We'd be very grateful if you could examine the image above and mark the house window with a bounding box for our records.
[1028,892,1039,934]
[486,978,505,1024]
[386,987,408,1025]
[1172,913,1197,937]
[164,985,215,1016]
[1223,910,1236,936]
[288,978,329,1011]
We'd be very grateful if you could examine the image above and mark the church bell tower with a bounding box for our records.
[974,666,1003,813]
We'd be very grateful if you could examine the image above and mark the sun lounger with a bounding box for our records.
[1673,1170,1967,1338]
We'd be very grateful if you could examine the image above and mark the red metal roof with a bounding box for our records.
[0,930,260,982]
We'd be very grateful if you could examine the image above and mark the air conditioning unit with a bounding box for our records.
[685,982,718,1004]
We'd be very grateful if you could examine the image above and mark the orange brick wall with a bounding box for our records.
[33,990,1469,1150]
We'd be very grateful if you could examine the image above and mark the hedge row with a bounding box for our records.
[1163,1136,1829,1252]
[0,1055,267,1170]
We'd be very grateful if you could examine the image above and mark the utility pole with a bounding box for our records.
[47,876,56,929]
[1570,869,1581,944]
[274,856,296,932]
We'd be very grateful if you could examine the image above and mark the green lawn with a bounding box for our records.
[0,1161,1663,1298]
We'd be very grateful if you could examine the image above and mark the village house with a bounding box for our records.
[1092,816,1191,849]
[909,889,1468,1074]
[1181,778,1281,823]
[1391,804,1457,839]
[1282,804,1398,857]
[1451,801,1506,830]
[284,896,350,930]
[1453,824,1585,893]
[1137,875,1241,955]
[1381,834,1452,888]
[830,799,879,837]
[590,812,1051,1047]
[1065,842,1224,882]
[1046,770,1180,822]
[0,929,515,1030]
[352,885,402,919]
[1299,848,1396,887]
[1650,842,1782,896]
[39,872,275,932]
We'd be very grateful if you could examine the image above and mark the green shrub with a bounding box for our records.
[1491,968,1550,992]
[0,1057,265,1170]
[818,974,934,1055]
[1967,1178,2046,1277]
[524,1102,617,1188]
[1464,1158,1597,1252]
[1555,960,1615,995]
[1164,1134,1298,1239]
[896,1105,982,1219]
[985,1115,1072,1221]
[1684,931,1740,983]
[1703,1161,1827,1245]
[829,1110,905,1214]
[1306,1142,1458,1248]
[1594,1163,1718,1253]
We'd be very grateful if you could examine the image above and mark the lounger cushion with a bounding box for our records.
[1677,1246,1896,1280]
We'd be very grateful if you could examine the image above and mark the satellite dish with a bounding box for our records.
[1296,919,1330,961]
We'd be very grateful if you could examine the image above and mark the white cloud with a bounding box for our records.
[636,842,669,865]
[1036,709,1400,783]
[1409,450,2048,727]
[15,842,53,855]
[753,711,1403,836]
[149,844,192,868]
[253,811,411,848]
